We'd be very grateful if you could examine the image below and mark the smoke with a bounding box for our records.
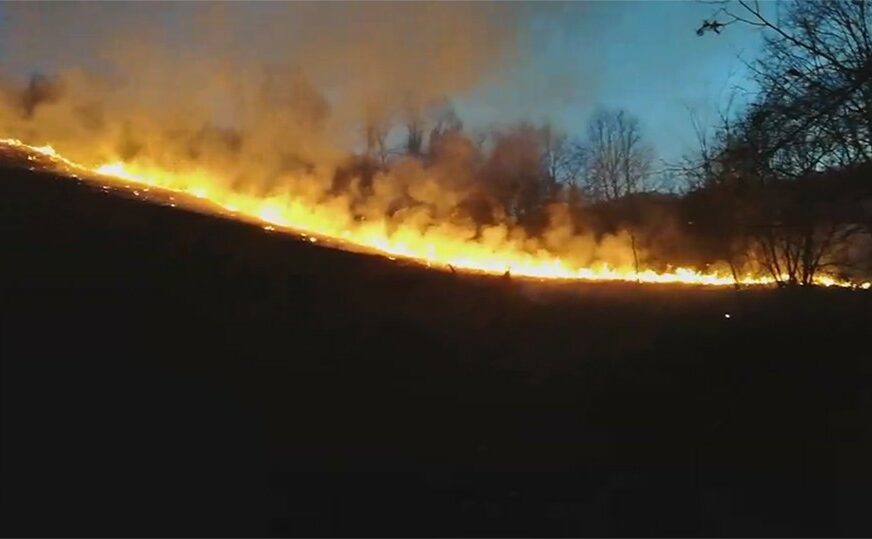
[0,2,659,275]
[1,3,527,175]
[1,2,521,146]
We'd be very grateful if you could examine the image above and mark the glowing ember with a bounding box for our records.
[1,137,865,288]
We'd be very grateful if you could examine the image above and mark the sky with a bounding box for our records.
[0,1,769,166]
[453,1,768,167]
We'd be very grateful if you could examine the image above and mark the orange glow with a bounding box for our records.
[2,137,865,288]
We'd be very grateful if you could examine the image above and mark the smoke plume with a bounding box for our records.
[0,2,669,277]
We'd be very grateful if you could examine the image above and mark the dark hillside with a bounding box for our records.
[2,165,872,536]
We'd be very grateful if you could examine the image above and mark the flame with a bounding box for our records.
[2,137,866,288]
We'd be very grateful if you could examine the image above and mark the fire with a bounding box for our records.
[1,137,865,288]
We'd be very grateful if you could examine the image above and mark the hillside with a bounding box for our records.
[2,163,872,536]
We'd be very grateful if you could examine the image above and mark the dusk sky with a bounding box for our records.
[0,1,772,166]
[453,1,769,167]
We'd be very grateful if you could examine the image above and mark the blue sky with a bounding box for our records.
[455,1,767,166]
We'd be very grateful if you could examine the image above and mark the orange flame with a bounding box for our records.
[3,138,867,289]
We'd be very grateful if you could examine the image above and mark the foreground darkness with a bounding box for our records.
[2,165,871,537]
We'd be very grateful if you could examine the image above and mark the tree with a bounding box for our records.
[405,117,424,157]
[694,0,872,284]
[483,123,551,227]
[403,106,425,157]
[677,104,757,286]
[683,92,867,286]
[701,0,872,171]
[363,117,390,166]
[579,108,654,277]
[540,122,585,189]
[427,99,463,155]
[581,108,654,201]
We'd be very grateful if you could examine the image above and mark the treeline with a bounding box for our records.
[355,103,656,214]
[347,103,667,273]
[345,0,872,285]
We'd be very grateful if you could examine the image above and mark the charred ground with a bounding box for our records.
[2,164,872,536]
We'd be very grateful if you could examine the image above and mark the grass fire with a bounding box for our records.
[3,136,836,287]
[3,2,872,537]
[1,4,871,290]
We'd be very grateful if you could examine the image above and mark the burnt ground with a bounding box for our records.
[1,164,872,537]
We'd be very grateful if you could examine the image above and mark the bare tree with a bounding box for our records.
[403,108,425,157]
[580,108,654,277]
[582,108,654,201]
[483,123,550,225]
[693,0,872,284]
[427,98,463,152]
[683,95,868,286]
[701,0,872,171]
[540,123,585,188]
[364,118,390,166]
[747,176,866,286]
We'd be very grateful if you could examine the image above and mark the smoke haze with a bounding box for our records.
[0,2,739,281]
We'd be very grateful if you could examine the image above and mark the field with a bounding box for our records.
[2,164,872,536]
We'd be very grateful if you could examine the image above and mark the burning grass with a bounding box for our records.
[3,137,867,289]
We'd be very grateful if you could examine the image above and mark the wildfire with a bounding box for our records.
[2,137,867,288]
